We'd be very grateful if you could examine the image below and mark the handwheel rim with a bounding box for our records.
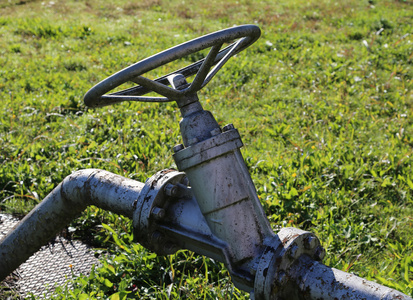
[84,25,261,108]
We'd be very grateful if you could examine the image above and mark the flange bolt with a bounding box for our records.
[164,183,178,197]
[271,271,288,295]
[151,207,166,220]
[304,235,317,250]
[277,271,288,286]
[180,176,190,186]
[151,231,164,244]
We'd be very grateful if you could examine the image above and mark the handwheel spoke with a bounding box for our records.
[101,94,171,103]
[133,76,183,99]
[110,84,151,97]
[201,38,244,89]
[185,43,223,95]
[83,25,261,108]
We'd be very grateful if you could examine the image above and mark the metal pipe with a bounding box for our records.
[285,255,412,300]
[0,169,144,281]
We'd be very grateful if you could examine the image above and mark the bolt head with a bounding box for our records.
[151,207,166,220]
[270,272,286,297]
[163,243,179,254]
[173,144,184,153]
[180,176,189,186]
[304,235,317,250]
[223,123,235,132]
[164,183,178,197]
[151,231,164,244]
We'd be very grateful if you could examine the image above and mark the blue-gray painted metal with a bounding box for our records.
[1,25,411,300]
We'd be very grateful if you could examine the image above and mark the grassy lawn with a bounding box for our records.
[0,0,412,299]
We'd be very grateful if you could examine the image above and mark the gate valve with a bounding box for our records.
[1,25,411,300]
[84,25,274,290]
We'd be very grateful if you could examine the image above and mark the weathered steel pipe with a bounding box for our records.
[0,169,144,281]
[252,225,413,300]
[285,255,410,300]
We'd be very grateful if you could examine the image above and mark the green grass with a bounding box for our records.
[0,0,412,299]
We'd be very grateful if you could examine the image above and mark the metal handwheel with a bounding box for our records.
[83,25,261,108]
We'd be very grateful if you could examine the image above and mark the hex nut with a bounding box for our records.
[164,183,178,197]
[151,231,164,244]
[304,235,317,250]
[151,207,166,220]
[164,243,179,254]
[180,176,189,186]
[223,123,235,132]
[173,144,184,153]
[271,272,286,295]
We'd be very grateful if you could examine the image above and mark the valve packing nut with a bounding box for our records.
[151,207,166,220]
[222,123,235,132]
[164,183,178,197]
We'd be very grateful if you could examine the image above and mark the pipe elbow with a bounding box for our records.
[0,169,144,281]
[60,169,101,206]
[61,169,144,219]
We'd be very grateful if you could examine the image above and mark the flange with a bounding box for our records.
[254,227,325,300]
[132,169,188,255]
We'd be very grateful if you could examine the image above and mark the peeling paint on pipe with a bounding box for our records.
[0,169,144,281]
[285,255,412,300]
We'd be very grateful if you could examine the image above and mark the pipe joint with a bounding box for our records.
[132,169,188,255]
[254,227,323,300]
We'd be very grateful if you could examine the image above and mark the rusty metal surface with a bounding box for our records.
[0,213,99,298]
[286,255,412,300]
[254,227,325,300]
[252,227,412,300]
